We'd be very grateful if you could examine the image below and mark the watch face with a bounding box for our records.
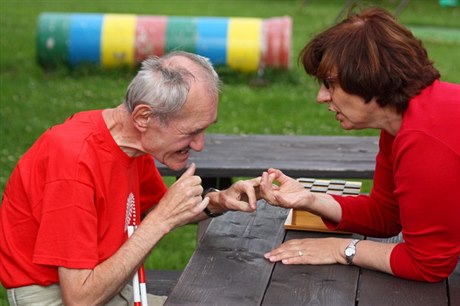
[345,248,354,256]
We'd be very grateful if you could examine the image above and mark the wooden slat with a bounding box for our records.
[156,134,378,179]
[358,237,448,306]
[162,203,451,305]
[448,260,460,306]
[144,270,182,296]
[165,201,288,306]
[357,269,447,306]
[263,231,362,306]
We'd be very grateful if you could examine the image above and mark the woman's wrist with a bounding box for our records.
[307,192,342,223]
[301,190,320,212]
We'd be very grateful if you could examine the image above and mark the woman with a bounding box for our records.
[260,7,460,282]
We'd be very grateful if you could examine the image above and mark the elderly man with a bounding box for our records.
[0,51,260,305]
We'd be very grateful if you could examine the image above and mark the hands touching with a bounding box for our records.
[146,165,352,269]
[146,164,263,232]
[146,165,340,236]
[259,168,313,210]
[206,177,261,214]
[259,168,342,224]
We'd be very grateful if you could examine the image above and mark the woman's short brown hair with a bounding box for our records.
[300,7,440,113]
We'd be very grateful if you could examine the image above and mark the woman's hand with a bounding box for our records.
[259,168,313,210]
[265,238,396,278]
[264,237,347,265]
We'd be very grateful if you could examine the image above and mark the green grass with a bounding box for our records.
[1,0,459,301]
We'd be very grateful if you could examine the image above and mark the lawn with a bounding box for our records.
[1,0,459,302]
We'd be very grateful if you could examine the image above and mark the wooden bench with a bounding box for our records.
[155,133,379,189]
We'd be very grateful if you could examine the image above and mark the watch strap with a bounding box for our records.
[201,188,224,218]
[345,239,360,265]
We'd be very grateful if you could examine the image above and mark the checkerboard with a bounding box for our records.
[284,178,362,233]
[297,178,361,195]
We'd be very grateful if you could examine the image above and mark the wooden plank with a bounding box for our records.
[144,270,182,296]
[156,134,378,179]
[448,260,460,306]
[263,231,362,306]
[358,237,448,306]
[357,269,448,306]
[165,201,289,306]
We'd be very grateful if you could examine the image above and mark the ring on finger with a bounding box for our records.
[298,250,303,257]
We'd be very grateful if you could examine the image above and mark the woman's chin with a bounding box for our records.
[339,121,353,130]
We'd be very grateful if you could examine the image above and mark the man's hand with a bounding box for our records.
[148,163,209,230]
[206,177,261,213]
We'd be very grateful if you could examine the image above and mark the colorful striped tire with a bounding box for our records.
[37,13,292,72]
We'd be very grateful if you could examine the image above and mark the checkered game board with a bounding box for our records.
[284,178,362,233]
[297,178,362,195]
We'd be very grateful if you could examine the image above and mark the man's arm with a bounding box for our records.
[59,163,208,304]
[59,217,169,305]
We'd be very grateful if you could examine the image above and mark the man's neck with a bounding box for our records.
[102,105,145,158]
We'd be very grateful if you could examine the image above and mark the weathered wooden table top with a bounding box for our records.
[155,134,379,180]
[162,201,459,306]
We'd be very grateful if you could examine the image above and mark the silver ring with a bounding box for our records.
[298,250,303,257]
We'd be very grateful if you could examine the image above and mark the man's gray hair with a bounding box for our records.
[124,51,220,123]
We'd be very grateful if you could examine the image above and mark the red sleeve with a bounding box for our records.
[324,131,460,281]
[323,131,402,237]
[33,180,99,269]
[138,155,167,214]
[389,131,460,282]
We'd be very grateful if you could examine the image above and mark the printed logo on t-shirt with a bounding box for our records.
[124,192,137,232]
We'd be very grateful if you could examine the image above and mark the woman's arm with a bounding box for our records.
[264,237,395,275]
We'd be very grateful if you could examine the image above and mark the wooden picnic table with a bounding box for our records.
[155,134,379,189]
[150,201,459,306]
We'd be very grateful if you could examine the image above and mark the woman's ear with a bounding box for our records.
[131,104,154,131]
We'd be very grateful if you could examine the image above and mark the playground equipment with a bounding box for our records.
[36,13,291,73]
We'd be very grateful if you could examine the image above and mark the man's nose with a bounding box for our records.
[190,132,205,152]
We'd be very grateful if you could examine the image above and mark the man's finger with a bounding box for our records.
[194,196,209,214]
[248,176,261,187]
[245,189,258,210]
[179,162,196,180]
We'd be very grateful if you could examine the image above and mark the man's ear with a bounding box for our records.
[131,104,155,131]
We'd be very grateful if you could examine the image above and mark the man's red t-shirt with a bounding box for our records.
[0,110,167,288]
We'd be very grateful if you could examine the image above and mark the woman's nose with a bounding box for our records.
[316,85,332,104]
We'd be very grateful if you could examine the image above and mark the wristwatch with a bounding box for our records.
[201,188,224,218]
[344,239,360,265]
